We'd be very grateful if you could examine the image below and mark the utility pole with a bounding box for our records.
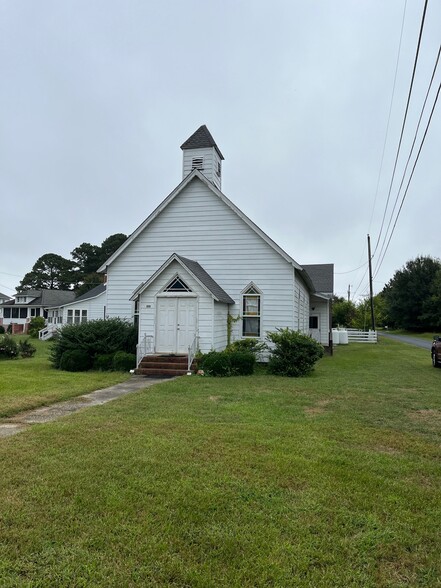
[367,234,376,331]
[347,284,351,302]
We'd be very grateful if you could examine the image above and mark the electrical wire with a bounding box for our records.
[374,79,441,277]
[372,0,429,257]
[374,44,441,275]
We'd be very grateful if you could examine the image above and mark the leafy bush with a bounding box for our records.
[199,350,256,376]
[50,318,137,369]
[199,351,232,377]
[266,328,324,377]
[0,335,19,359]
[94,353,115,371]
[229,351,255,375]
[28,316,46,338]
[60,349,92,372]
[226,339,266,357]
[0,325,5,334]
[112,351,136,372]
[18,339,37,358]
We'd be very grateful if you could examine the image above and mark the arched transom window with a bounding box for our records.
[242,285,261,337]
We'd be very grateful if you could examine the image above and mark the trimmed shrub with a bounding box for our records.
[0,326,5,334]
[199,351,232,377]
[28,316,46,338]
[50,318,137,369]
[0,335,19,359]
[18,339,37,358]
[199,350,255,376]
[112,351,136,372]
[266,328,324,377]
[94,353,115,371]
[226,339,266,357]
[60,349,92,372]
[229,351,256,375]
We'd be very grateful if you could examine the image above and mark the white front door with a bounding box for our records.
[156,297,197,353]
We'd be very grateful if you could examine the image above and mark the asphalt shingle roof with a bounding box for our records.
[175,255,234,304]
[74,284,106,303]
[302,264,334,294]
[180,125,224,160]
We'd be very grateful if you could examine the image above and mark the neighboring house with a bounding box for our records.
[0,292,12,305]
[96,125,334,355]
[46,284,106,326]
[0,289,76,334]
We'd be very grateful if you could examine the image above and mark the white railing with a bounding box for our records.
[136,334,154,366]
[346,329,377,343]
[38,324,59,340]
[187,332,199,374]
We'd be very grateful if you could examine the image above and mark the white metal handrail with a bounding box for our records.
[136,334,154,366]
[187,332,199,373]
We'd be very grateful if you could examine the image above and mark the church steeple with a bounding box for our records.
[180,125,224,190]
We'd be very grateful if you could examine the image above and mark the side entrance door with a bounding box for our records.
[309,315,321,343]
[156,297,197,353]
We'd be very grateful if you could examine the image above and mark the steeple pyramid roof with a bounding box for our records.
[180,125,224,160]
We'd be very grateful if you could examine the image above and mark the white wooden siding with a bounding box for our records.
[182,147,222,190]
[107,177,297,343]
[59,293,106,323]
[213,302,228,351]
[138,260,214,353]
[309,299,330,346]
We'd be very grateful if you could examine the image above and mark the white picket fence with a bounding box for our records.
[333,328,377,344]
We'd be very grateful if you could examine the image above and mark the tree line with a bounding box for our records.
[17,233,127,296]
[333,255,441,332]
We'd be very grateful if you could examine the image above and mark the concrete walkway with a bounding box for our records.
[0,376,169,439]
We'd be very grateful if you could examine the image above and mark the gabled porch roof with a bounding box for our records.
[130,253,235,304]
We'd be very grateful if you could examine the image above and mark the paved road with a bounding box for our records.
[379,332,433,350]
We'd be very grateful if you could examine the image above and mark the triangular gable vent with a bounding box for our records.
[164,276,192,292]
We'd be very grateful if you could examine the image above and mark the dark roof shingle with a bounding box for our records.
[180,125,224,160]
[302,264,334,294]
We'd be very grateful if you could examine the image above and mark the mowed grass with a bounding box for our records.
[0,337,130,417]
[1,339,441,586]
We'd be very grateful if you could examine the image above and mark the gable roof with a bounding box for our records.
[131,253,235,304]
[1,289,76,308]
[74,284,106,303]
[97,170,314,291]
[0,292,12,301]
[180,125,224,160]
[302,264,334,294]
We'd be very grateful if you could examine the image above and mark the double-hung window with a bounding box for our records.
[242,285,261,337]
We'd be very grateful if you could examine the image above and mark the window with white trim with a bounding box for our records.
[242,285,261,337]
[67,309,87,324]
[164,276,192,292]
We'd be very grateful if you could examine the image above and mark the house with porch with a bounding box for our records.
[0,289,75,334]
[97,125,333,371]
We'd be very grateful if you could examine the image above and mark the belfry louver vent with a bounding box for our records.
[191,157,204,170]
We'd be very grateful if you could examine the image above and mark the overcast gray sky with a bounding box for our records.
[1,0,440,301]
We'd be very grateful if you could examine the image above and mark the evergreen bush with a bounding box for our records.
[199,350,256,376]
[50,318,137,369]
[0,335,19,359]
[266,328,324,377]
[18,339,37,358]
[94,353,115,371]
[0,326,5,334]
[226,339,266,357]
[60,349,92,372]
[112,351,136,372]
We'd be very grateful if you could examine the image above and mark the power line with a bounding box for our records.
[374,79,441,277]
[367,0,408,237]
[372,0,429,257]
[374,44,441,276]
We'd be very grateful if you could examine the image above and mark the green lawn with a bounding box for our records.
[1,339,441,586]
[0,337,130,417]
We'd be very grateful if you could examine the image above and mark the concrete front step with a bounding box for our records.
[138,361,188,370]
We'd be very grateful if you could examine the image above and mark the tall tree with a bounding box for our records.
[71,242,101,275]
[97,233,127,268]
[18,254,75,291]
[382,256,441,331]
